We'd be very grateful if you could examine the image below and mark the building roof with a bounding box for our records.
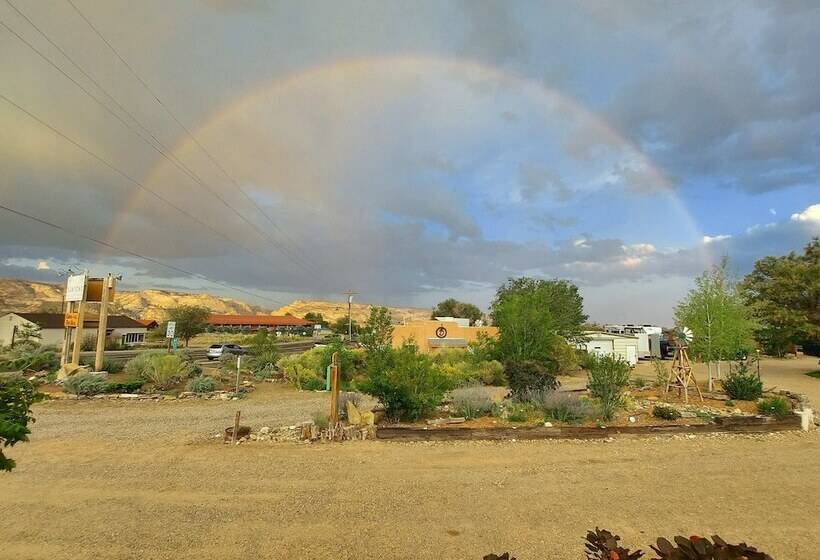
[583,330,638,340]
[207,314,313,327]
[136,319,159,329]
[8,312,147,329]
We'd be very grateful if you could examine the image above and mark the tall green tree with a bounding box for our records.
[430,298,483,325]
[167,305,211,347]
[490,277,587,371]
[330,317,359,335]
[675,260,756,388]
[740,238,819,356]
[360,306,394,355]
[303,312,324,325]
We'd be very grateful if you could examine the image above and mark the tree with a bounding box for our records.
[247,329,280,370]
[167,305,211,347]
[740,238,819,356]
[360,306,394,355]
[1,374,43,471]
[430,298,483,325]
[675,260,756,389]
[491,277,587,343]
[490,277,587,372]
[14,324,41,346]
[303,312,324,325]
[330,317,359,335]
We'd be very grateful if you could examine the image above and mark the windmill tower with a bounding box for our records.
[665,326,703,404]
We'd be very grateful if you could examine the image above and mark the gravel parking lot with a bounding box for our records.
[2,358,819,560]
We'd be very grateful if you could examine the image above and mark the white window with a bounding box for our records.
[121,332,145,345]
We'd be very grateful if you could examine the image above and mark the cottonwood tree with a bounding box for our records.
[0,375,43,471]
[430,298,483,325]
[491,277,587,372]
[167,305,211,347]
[740,238,819,356]
[360,306,394,355]
[675,260,756,389]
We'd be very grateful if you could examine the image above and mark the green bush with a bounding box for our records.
[63,372,109,396]
[312,410,330,429]
[586,354,631,421]
[722,360,763,400]
[79,357,124,374]
[142,355,188,390]
[360,342,450,421]
[652,404,682,420]
[757,396,791,419]
[505,360,560,397]
[451,382,495,419]
[188,376,216,393]
[124,350,166,379]
[0,343,60,373]
[0,374,44,471]
[506,405,530,423]
[104,379,144,393]
[279,348,326,389]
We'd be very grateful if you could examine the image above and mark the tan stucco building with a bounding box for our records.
[391,320,498,353]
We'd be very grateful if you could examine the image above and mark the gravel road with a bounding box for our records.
[1,360,819,560]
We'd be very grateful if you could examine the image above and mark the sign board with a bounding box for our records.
[85,277,115,302]
[64,312,79,328]
[64,273,87,302]
[165,321,176,339]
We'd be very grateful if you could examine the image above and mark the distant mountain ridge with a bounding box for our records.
[0,278,431,324]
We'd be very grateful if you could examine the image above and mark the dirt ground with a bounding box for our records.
[2,357,819,559]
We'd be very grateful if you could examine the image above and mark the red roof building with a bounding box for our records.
[207,314,313,329]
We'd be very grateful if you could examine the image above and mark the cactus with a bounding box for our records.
[585,528,644,560]
[651,535,773,560]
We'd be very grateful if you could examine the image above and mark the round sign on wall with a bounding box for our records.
[435,326,448,338]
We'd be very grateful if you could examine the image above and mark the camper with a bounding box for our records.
[579,331,639,366]
[604,324,663,359]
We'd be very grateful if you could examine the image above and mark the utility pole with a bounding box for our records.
[343,290,358,340]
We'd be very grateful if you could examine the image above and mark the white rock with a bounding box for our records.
[259,426,271,434]
[628,416,636,423]
[543,422,553,428]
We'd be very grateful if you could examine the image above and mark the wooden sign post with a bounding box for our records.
[93,274,116,371]
[329,351,340,425]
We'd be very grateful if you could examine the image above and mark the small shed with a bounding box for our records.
[578,331,639,366]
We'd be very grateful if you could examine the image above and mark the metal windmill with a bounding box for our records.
[665,326,703,403]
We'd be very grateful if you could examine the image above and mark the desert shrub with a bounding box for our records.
[538,391,590,423]
[651,358,668,389]
[586,354,631,421]
[252,362,277,381]
[722,360,763,400]
[468,331,499,362]
[549,338,581,374]
[188,376,216,393]
[279,348,327,389]
[80,334,96,351]
[312,410,329,429]
[506,405,530,422]
[79,357,124,374]
[173,348,203,376]
[505,360,560,397]
[142,355,188,390]
[0,374,44,471]
[63,372,108,396]
[757,396,791,419]
[104,379,144,393]
[337,391,363,420]
[632,376,648,389]
[360,342,450,421]
[124,350,166,379]
[652,404,682,420]
[476,360,505,386]
[0,343,60,373]
[451,382,495,419]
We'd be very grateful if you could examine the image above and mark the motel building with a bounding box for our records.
[0,312,149,347]
[391,318,498,353]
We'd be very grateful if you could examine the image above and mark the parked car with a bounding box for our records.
[206,343,245,360]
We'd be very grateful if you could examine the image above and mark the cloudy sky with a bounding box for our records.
[1,1,818,324]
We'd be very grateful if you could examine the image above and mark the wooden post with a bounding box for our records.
[94,274,114,371]
[231,410,241,444]
[235,355,242,394]
[329,351,340,425]
[70,276,88,367]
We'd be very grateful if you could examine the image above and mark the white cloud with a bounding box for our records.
[790,204,820,225]
[36,260,50,270]
[769,208,777,216]
[702,234,732,244]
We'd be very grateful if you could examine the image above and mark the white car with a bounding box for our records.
[206,343,245,360]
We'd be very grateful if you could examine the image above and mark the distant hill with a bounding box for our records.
[0,278,267,321]
[0,279,431,324]
[274,299,431,324]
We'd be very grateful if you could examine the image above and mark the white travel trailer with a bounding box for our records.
[579,331,639,366]
[603,324,663,359]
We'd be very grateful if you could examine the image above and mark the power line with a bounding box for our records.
[0,10,320,278]
[0,92,291,285]
[0,203,288,307]
[64,0,324,278]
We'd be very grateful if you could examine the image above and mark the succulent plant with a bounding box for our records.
[483,554,516,560]
[650,535,773,560]
[585,528,644,560]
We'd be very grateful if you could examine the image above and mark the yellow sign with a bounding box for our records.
[64,313,79,327]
